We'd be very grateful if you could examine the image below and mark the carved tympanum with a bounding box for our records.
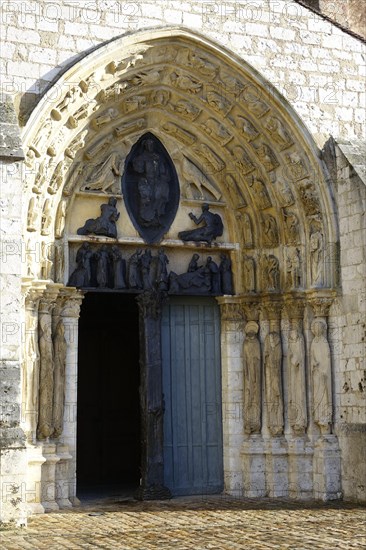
[77,197,120,238]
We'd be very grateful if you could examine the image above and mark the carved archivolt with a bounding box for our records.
[21,29,337,290]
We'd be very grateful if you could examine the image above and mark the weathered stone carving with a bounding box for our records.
[262,214,279,246]
[248,176,271,210]
[219,254,234,295]
[95,245,110,288]
[23,291,41,442]
[110,245,127,289]
[128,249,143,290]
[298,182,321,215]
[246,95,270,118]
[276,179,295,207]
[41,199,53,236]
[84,135,112,160]
[77,197,120,238]
[151,89,170,106]
[285,152,308,181]
[40,241,53,280]
[80,151,124,194]
[124,94,148,113]
[311,319,332,434]
[55,199,67,239]
[255,143,279,172]
[264,331,284,436]
[170,71,202,93]
[37,301,55,439]
[286,247,302,289]
[265,116,293,150]
[288,326,307,434]
[243,256,256,293]
[169,258,209,295]
[310,227,324,286]
[178,203,224,244]
[206,90,231,114]
[91,107,119,130]
[162,122,196,145]
[54,242,64,284]
[48,161,70,195]
[52,314,67,438]
[65,130,88,160]
[30,119,53,157]
[231,145,255,175]
[33,159,47,194]
[68,242,93,287]
[223,174,246,207]
[283,209,300,244]
[236,211,253,248]
[202,117,232,145]
[235,115,259,141]
[63,162,83,196]
[243,321,261,434]
[181,157,222,201]
[156,248,169,291]
[27,196,41,232]
[67,103,89,129]
[141,249,153,290]
[194,143,225,172]
[262,254,280,291]
[170,98,201,120]
[123,133,180,244]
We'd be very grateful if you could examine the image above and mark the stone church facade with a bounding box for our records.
[0,1,365,525]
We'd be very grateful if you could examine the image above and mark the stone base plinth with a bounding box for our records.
[41,443,60,511]
[265,437,289,498]
[134,484,172,501]
[287,436,314,499]
[241,435,266,497]
[313,434,342,501]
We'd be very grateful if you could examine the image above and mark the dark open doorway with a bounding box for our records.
[77,292,140,498]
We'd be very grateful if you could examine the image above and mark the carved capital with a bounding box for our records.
[241,297,260,321]
[217,297,243,322]
[60,288,84,319]
[308,291,336,318]
[284,294,305,320]
[136,290,167,320]
[261,297,283,321]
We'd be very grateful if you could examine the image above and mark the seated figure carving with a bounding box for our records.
[77,197,120,238]
[178,203,223,244]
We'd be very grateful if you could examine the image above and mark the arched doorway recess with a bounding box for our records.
[20,27,340,512]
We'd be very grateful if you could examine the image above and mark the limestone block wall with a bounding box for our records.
[330,142,366,503]
[1,0,365,145]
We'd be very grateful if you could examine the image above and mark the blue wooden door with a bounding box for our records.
[162,297,223,496]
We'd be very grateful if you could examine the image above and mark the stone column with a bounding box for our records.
[262,298,288,498]
[309,292,341,500]
[217,297,245,496]
[22,285,43,444]
[37,284,62,511]
[285,295,313,499]
[240,299,266,498]
[21,283,48,516]
[59,288,83,505]
[135,290,171,500]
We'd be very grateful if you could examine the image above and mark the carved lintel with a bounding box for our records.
[216,297,243,322]
[307,291,336,318]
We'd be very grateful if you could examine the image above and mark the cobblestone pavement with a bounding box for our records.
[1,496,365,550]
